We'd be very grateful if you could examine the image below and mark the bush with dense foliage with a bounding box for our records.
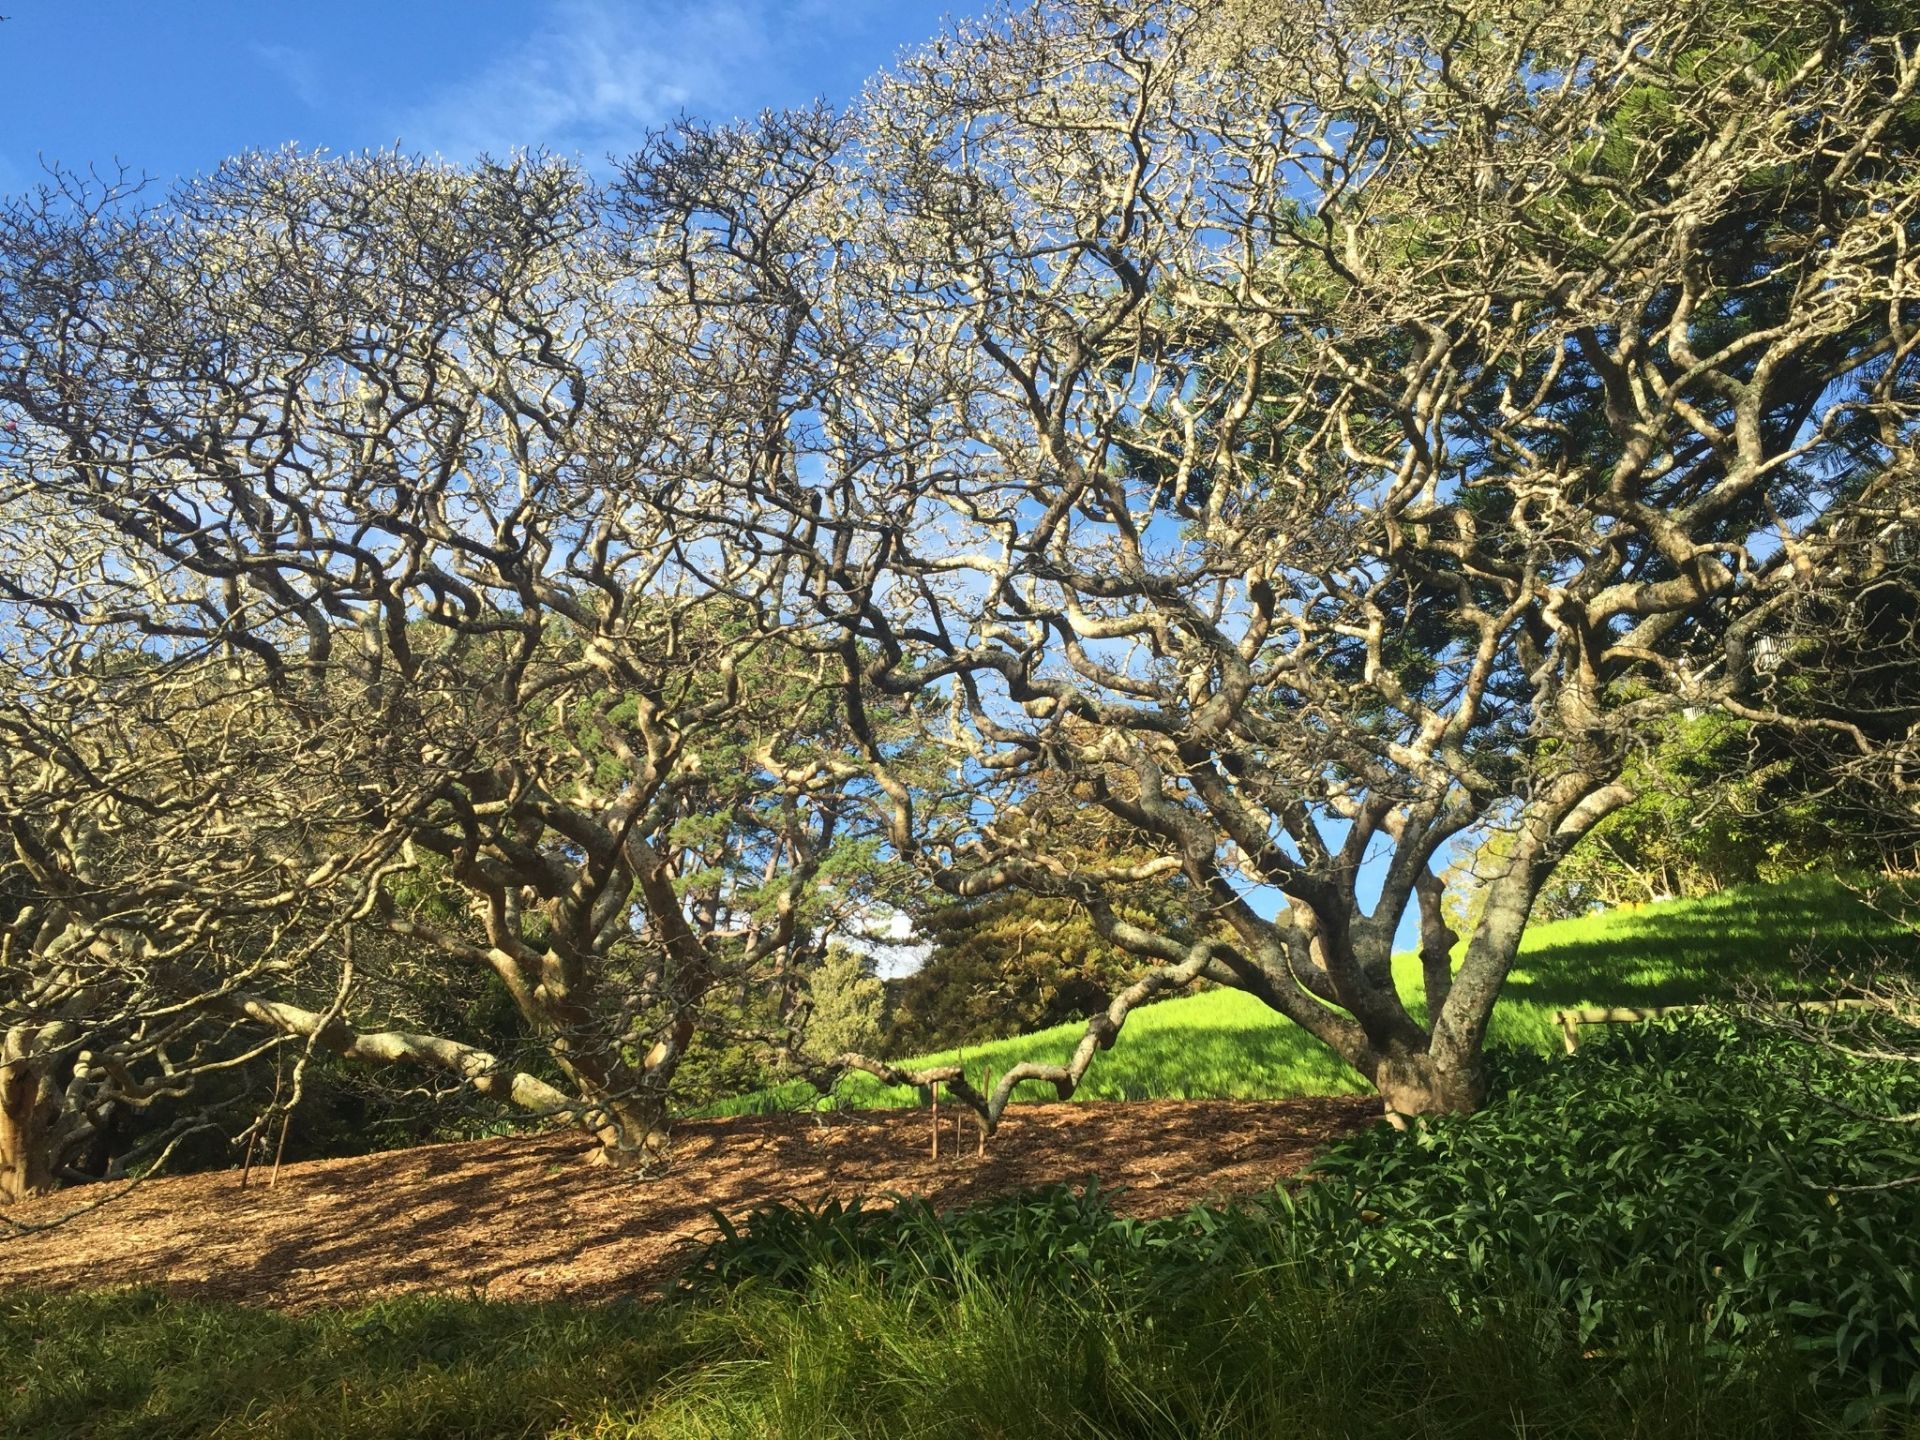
[884,891,1158,1053]
[1299,1021,1920,1419]
[1504,710,1896,918]
[880,775,1208,1054]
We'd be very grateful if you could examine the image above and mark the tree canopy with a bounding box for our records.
[1,0,1916,1189]
[628,0,1919,1116]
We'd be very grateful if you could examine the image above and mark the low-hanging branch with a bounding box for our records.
[823,934,1232,1132]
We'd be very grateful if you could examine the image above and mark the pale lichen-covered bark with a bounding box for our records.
[626,0,1920,1118]
[0,0,1914,1161]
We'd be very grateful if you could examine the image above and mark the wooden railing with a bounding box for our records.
[1551,999,1877,1053]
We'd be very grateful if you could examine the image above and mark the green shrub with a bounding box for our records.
[685,1181,1269,1296]
[1289,1017,1920,1421]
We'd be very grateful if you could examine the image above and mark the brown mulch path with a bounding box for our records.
[0,1096,1375,1312]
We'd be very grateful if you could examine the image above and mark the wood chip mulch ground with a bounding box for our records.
[0,1095,1377,1312]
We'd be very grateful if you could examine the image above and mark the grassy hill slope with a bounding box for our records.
[715,876,1917,1115]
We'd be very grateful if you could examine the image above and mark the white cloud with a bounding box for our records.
[251,41,327,110]
[837,906,931,980]
[394,0,777,164]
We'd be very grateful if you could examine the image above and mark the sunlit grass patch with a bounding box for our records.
[713,876,1918,1116]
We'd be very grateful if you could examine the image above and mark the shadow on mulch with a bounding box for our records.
[0,1096,1376,1312]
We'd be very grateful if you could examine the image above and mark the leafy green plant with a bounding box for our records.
[684,1181,1194,1294]
[1284,1017,1920,1420]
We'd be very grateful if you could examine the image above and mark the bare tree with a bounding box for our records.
[622,0,1920,1119]
[0,155,894,1170]
[0,593,376,1202]
[4,0,1914,1165]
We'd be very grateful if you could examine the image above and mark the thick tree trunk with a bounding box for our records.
[586,1094,672,1166]
[587,1010,697,1163]
[0,1057,61,1204]
[1373,1047,1487,1119]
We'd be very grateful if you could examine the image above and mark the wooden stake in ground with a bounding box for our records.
[268,1105,294,1189]
[241,1057,285,1190]
[930,1092,939,1161]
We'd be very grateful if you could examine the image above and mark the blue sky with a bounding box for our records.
[0,0,969,195]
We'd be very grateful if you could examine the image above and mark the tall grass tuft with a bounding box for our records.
[638,1263,1829,1440]
[0,1268,1850,1439]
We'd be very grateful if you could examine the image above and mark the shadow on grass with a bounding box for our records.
[1050,1025,1366,1101]
[712,1011,1365,1116]
[1499,877,1919,1014]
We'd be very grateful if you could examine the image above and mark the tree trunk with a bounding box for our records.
[583,1010,698,1164]
[0,1057,61,1204]
[1373,1047,1487,1119]
[585,1095,672,1166]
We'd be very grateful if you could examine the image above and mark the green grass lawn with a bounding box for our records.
[713,876,1920,1116]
